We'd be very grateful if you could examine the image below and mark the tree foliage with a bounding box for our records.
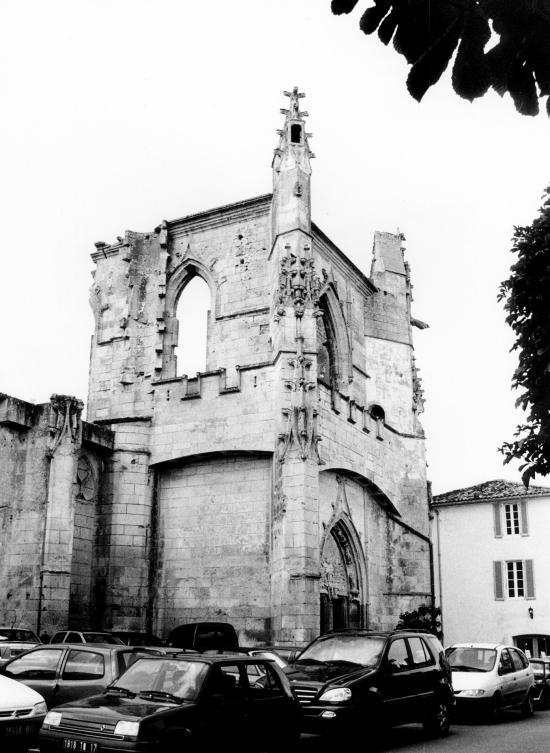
[498,188,550,485]
[331,0,550,116]
[395,603,442,639]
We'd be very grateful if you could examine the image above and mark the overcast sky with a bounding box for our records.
[1,0,548,494]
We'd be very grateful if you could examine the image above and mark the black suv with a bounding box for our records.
[284,629,453,742]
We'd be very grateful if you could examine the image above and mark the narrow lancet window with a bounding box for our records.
[174,275,210,376]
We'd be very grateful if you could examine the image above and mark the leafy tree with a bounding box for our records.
[331,0,550,116]
[395,603,442,639]
[498,188,550,486]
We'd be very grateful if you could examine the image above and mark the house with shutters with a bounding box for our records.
[431,479,550,656]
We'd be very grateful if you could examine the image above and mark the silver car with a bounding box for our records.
[446,643,534,720]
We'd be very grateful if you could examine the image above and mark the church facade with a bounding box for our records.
[0,89,432,645]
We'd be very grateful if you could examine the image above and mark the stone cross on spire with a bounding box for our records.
[281,86,308,120]
[273,86,315,165]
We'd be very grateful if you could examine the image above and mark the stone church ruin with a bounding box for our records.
[0,88,432,645]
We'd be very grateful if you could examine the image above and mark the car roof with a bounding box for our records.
[447,643,508,650]
[29,643,130,654]
[130,653,273,665]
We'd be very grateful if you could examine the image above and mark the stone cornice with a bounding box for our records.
[168,194,272,236]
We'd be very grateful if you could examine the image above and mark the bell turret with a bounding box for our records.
[271,87,314,242]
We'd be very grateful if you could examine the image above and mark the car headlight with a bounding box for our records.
[33,701,47,716]
[43,711,62,727]
[114,720,140,737]
[318,687,352,703]
[457,689,486,697]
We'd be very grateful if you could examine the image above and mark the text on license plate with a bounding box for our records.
[5,724,35,736]
[63,739,99,752]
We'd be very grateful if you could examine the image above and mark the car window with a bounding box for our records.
[499,649,514,675]
[509,649,526,672]
[67,632,83,643]
[297,634,385,667]
[5,649,64,680]
[113,658,208,701]
[408,637,433,666]
[207,664,246,697]
[62,650,105,680]
[51,632,66,643]
[447,647,497,672]
[514,649,529,669]
[387,639,411,671]
[0,629,39,642]
[249,663,284,698]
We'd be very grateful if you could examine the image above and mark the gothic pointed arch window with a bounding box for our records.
[316,295,338,391]
[174,274,211,377]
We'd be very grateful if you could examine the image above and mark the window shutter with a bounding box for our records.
[525,560,535,599]
[493,503,503,537]
[494,561,504,600]
[520,499,529,536]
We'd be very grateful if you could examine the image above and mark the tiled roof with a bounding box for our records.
[432,479,550,507]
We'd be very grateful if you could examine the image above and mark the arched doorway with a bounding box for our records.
[320,521,363,634]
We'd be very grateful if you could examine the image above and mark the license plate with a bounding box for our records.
[4,724,35,736]
[63,739,99,752]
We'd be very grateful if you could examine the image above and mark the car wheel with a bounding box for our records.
[521,690,535,718]
[423,699,451,737]
[488,692,502,723]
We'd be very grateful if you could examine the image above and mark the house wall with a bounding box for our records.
[432,496,550,648]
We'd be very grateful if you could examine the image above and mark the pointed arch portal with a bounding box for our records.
[320,518,364,634]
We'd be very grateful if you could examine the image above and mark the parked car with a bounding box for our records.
[0,627,41,662]
[529,657,550,709]
[0,673,47,749]
[283,628,453,741]
[109,631,163,647]
[39,653,300,752]
[49,631,124,645]
[446,643,535,719]
[167,621,239,652]
[0,644,155,707]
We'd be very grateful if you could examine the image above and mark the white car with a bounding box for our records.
[0,673,47,748]
[446,643,535,719]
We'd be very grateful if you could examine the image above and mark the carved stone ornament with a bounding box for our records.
[47,394,84,455]
[75,455,96,502]
[274,247,321,321]
[278,354,324,464]
[412,356,425,415]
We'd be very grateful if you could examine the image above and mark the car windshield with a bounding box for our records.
[114,658,209,701]
[85,633,123,645]
[446,647,497,672]
[0,629,39,642]
[297,635,385,667]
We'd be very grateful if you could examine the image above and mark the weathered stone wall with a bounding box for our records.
[152,454,272,644]
[0,396,48,630]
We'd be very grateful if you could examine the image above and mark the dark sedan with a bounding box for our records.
[0,644,154,708]
[39,654,300,752]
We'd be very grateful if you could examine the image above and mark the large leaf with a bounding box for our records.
[407,17,462,101]
[452,5,492,101]
[331,0,361,14]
